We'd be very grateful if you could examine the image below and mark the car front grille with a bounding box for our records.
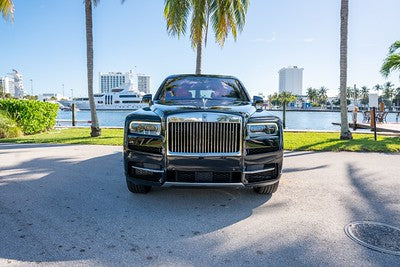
[168,121,241,155]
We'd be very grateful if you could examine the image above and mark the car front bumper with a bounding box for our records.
[124,146,283,188]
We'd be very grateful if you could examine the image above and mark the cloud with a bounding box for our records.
[251,32,276,43]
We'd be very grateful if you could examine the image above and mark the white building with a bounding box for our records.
[0,76,14,95]
[12,69,25,98]
[0,70,25,98]
[99,71,135,93]
[278,66,304,95]
[137,74,150,94]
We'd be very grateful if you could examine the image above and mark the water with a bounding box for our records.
[56,110,399,130]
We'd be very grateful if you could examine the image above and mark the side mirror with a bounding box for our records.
[253,96,264,110]
[142,94,152,106]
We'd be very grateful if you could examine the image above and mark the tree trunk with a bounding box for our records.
[339,0,352,140]
[195,39,202,75]
[282,102,286,129]
[85,0,101,137]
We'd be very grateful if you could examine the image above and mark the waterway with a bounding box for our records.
[57,110,399,130]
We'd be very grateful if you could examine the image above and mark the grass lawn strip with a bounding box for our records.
[1,128,399,153]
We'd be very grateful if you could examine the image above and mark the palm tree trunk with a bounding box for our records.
[339,0,352,140]
[195,39,202,75]
[85,0,101,137]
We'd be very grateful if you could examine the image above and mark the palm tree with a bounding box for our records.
[318,86,328,106]
[339,0,352,140]
[268,92,279,108]
[360,86,369,108]
[278,91,296,129]
[381,41,400,79]
[383,81,395,107]
[373,84,383,93]
[164,0,249,74]
[0,0,14,21]
[85,0,101,137]
[84,0,125,137]
[306,87,317,105]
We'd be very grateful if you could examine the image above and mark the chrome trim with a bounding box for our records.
[131,166,164,173]
[167,112,241,123]
[166,112,242,156]
[243,167,275,174]
[163,182,244,187]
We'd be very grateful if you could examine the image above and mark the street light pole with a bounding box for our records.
[70,89,74,99]
[62,84,65,98]
[30,79,33,96]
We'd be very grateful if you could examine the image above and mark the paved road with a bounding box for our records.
[0,144,399,266]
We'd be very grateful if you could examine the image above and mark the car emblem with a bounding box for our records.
[202,114,207,122]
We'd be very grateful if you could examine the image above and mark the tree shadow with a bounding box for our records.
[342,163,400,264]
[283,164,329,173]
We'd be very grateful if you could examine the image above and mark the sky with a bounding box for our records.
[0,0,399,98]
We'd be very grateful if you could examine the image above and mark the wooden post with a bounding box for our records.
[72,103,76,127]
[372,107,377,141]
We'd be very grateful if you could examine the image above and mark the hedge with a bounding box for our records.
[0,111,22,138]
[0,99,59,135]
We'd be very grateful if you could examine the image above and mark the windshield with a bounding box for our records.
[155,76,249,102]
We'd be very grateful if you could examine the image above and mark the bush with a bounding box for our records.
[0,99,59,135]
[0,111,23,138]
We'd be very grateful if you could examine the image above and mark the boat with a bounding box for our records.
[71,82,148,111]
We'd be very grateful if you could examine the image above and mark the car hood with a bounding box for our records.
[150,100,256,119]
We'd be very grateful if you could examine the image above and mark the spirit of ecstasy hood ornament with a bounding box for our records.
[202,97,208,109]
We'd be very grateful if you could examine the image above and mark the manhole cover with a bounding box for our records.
[345,221,400,256]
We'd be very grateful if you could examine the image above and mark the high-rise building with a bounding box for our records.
[0,70,25,98]
[99,71,133,93]
[137,74,151,94]
[278,66,304,95]
[0,76,14,95]
[12,69,25,98]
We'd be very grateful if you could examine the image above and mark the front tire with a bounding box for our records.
[253,182,279,194]
[126,180,151,194]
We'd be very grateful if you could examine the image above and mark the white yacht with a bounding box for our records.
[73,84,148,111]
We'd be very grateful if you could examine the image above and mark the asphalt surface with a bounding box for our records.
[0,143,399,266]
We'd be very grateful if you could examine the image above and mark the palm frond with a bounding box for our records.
[190,0,207,47]
[164,0,190,38]
[0,0,14,21]
[211,0,249,47]
[388,40,400,54]
[381,54,400,78]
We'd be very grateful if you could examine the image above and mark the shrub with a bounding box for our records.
[0,99,59,135]
[0,111,23,138]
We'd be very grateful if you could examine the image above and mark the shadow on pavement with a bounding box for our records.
[344,163,400,263]
[0,150,273,264]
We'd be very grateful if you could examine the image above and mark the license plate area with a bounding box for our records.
[195,171,213,182]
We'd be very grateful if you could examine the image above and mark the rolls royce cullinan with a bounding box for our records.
[123,74,283,194]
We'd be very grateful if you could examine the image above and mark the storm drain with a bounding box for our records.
[344,221,400,256]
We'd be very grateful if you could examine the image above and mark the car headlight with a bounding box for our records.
[129,121,161,136]
[247,122,279,138]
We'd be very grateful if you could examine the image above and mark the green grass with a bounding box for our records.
[1,128,123,146]
[284,132,400,153]
[1,128,399,153]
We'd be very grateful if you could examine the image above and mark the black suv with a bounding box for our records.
[123,74,283,194]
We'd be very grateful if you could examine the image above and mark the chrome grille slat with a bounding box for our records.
[168,121,241,155]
